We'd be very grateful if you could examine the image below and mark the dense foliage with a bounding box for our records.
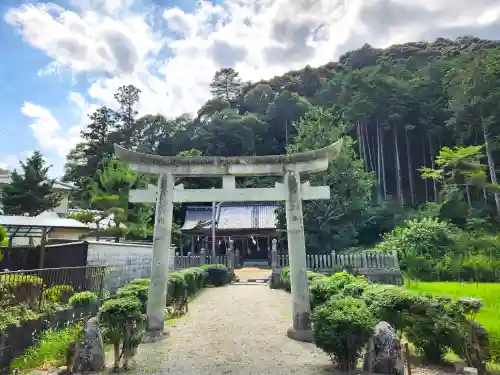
[277,268,492,371]
[378,217,500,282]
[312,296,376,371]
[53,36,500,252]
[42,285,75,304]
[68,291,99,308]
[122,264,231,310]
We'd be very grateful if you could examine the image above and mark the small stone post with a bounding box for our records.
[235,248,241,268]
[145,172,175,340]
[391,248,399,268]
[331,250,337,269]
[168,246,176,272]
[200,248,206,266]
[284,169,313,343]
[227,239,235,272]
[270,238,280,288]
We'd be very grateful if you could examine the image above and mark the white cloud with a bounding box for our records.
[4,0,500,165]
[0,154,24,171]
[21,102,81,159]
[14,94,92,178]
[0,151,51,172]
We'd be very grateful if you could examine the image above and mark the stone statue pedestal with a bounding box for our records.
[72,317,105,373]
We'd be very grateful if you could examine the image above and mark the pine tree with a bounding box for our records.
[1,151,62,216]
[63,107,117,199]
[210,68,243,102]
[113,85,142,149]
[82,106,116,168]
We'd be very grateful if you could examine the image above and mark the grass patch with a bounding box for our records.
[165,314,185,327]
[163,290,203,326]
[405,280,500,368]
[10,323,83,371]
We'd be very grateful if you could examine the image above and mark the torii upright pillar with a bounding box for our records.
[115,139,343,342]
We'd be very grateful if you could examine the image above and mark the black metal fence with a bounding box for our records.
[0,241,88,270]
[0,266,106,310]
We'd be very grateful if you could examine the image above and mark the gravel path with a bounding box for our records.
[234,267,271,281]
[131,283,333,375]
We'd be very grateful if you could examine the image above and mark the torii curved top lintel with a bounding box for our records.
[115,139,343,167]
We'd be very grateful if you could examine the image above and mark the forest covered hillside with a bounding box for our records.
[62,35,500,251]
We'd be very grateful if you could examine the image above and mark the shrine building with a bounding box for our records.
[179,202,287,265]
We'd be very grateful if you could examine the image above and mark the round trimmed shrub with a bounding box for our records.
[179,268,201,295]
[363,285,470,364]
[403,295,466,363]
[98,297,146,370]
[309,271,367,310]
[98,297,144,332]
[200,264,230,287]
[117,283,149,313]
[130,278,150,286]
[312,296,376,372]
[363,285,420,332]
[167,272,188,305]
[0,274,43,308]
[69,291,99,308]
[192,268,207,290]
[307,271,324,282]
[279,267,291,291]
[42,284,75,304]
[309,276,329,310]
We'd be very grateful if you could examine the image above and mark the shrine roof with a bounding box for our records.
[181,203,279,232]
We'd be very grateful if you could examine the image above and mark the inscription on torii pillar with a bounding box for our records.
[115,140,343,342]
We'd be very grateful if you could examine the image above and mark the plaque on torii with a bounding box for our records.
[114,139,343,342]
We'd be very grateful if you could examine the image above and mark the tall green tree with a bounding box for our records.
[113,85,142,149]
[210,68,243,103]
[242,83,274,113]
[420,146,492,202]
[266,90,312,152]
[420,145,499,226]
[63,106,116,187]
[1,151,62,216]
[447,53,500,217]
[277,107,374,252]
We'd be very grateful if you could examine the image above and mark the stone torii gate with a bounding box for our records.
[114,140,343,342]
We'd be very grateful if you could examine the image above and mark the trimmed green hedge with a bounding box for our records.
[119,264,231,310]
[42,284,75,304]
[117,284,149,313]
[199,264,232,286]
[275,266,492,370]
[276,266,327,293]
[0,274,44,309]
[69,291,99,308]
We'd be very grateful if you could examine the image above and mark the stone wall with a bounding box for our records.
[86,241,153,293]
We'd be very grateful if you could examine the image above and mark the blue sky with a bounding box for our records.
[1,0,499,178]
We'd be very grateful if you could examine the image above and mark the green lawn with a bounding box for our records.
[405,281,500,365]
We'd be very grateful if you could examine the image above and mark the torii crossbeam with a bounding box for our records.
[115,139,343,342]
